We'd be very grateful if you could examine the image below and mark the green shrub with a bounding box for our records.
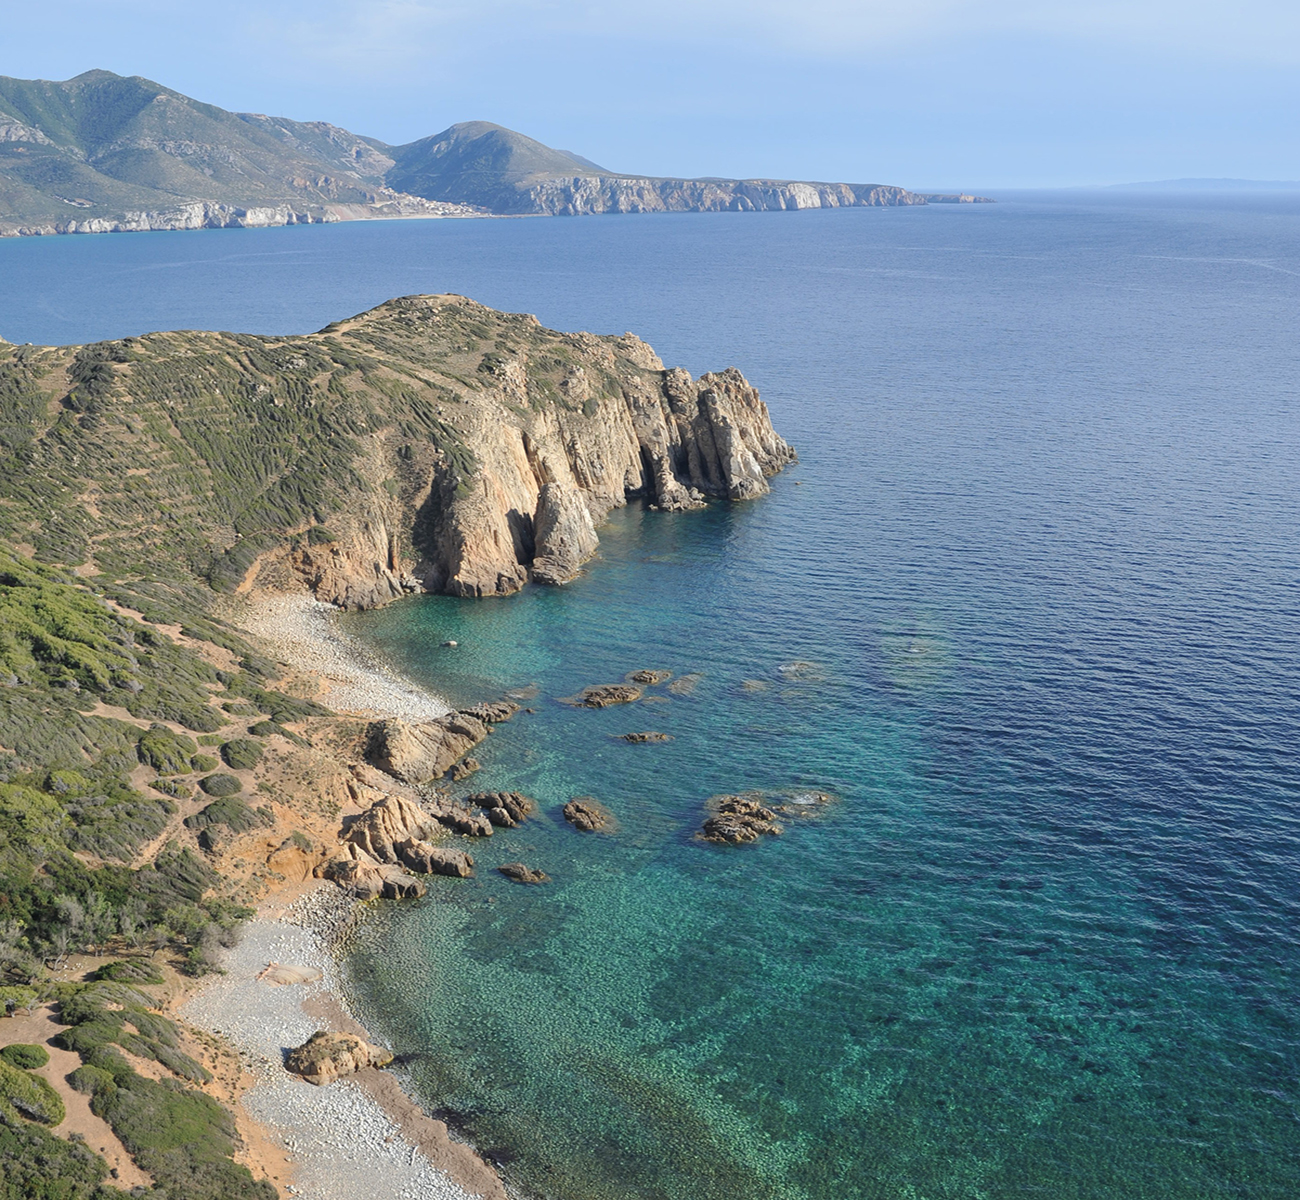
[189,754,218,773]
[92,959,165,985]
[0,1109,111,1198]
[68,1064,114,1096]
[198,773,241,797]
[219,738,262,770]
[185,798,271,835]
[0,1059,65,1125]
[137,726,198,775]
[0,1044,48,1070]
[247,720,279,738]
[150,776,192,800]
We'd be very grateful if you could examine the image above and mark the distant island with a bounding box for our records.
[0,70,990,236]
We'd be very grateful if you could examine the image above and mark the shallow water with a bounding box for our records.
[5,195,1299,1197]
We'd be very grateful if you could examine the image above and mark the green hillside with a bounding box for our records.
[0,70,413,230]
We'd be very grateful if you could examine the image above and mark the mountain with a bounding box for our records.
[0,69,475,234]
[0,71,986,235]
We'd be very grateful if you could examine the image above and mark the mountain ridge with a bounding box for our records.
[0,70,989,235]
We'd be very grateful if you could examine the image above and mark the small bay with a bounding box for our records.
[5,193,1299,1197]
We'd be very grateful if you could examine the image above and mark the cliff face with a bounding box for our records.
[513,177,926,216]
[0,295,794,610]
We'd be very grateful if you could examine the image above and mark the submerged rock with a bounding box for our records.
[498,862,550,885]
[617,731,673,743]
[563,797,614,833]
[286,1031,393,1085]
[460,699,520,724]
[666,673,703,695]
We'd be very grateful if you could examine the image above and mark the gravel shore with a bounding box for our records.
[237,593,451,722]
[182,888,481,1200]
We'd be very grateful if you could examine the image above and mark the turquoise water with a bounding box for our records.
[4,196,1299,1196]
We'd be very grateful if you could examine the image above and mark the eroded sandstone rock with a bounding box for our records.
[286,1031,394,1085]
[367,711,488,783]
[345,793,436,862]
[530,482,600,585]
[395,838,474,877]
[317,843,428,899]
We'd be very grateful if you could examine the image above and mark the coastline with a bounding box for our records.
[236,593,452,722]
[182,592,507,1200]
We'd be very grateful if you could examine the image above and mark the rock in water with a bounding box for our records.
[367,711,488,783]
[460,699,520,723]
[286,1031,394,1085]
[617,731,673,743]
[699,794,784,844]
[449,757,481,781]
[395,838,475,877]
[568,683,643,707]
[627,670,672,684]
[469,791,535,828]
[563,797,614,832]
[498,862,550,885]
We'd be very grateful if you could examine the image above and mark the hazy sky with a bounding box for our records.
[5,1,1298,188]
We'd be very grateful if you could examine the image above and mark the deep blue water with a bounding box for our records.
[4,195,1299,1198]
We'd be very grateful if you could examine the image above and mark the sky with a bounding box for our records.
[3,0,1298,189]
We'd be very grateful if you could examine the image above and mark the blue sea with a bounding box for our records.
[4,193,1299,1198]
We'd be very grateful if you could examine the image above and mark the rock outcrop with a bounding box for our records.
[286,1031,394,1085]
[699,795,784,844]
[618,732,673,743]
[318,843,428,899]
[367,711,489,783]
[628,670,672,685]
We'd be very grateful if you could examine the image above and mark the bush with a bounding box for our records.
[0,1110,110,1198]
[137,726,198,775]
[150,777,191,800]
[219,738,262,770]
[0,1059,64,1125]
[0,988,36,1017]
[68,1064,114,1096]
[189,754,218,773]
[0,1044,48,1070]
[198,773,241,797]
[92,959,165,985]
[185,798,271,835]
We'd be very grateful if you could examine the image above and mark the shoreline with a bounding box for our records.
[182,591,509,1200]
[236,593,452,722]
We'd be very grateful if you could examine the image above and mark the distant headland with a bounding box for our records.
[0,70,991,236]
